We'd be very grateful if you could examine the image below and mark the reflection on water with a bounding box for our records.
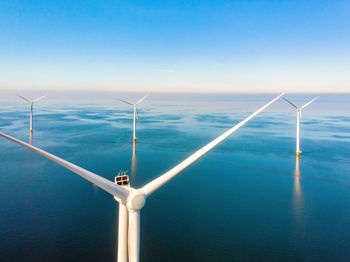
[29,132,32,145]
[293,156,303,222]
[130,142,137,184]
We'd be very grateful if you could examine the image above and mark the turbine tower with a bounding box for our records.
[119,94,149,142]
[283,96,318,156]
[17,94,46,133]
[1,93,284,262]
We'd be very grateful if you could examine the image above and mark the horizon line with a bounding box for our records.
[1,89,350,95]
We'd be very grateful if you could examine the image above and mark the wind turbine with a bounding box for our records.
[1,93,283,262]
[119,94,149,142]
[283,96,318,156]
[17,94,46,133]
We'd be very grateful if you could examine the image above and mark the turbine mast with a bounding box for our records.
[30,102,33,133]
[133,105,137,142]
[128,210,140,262]
[296,109,301,156]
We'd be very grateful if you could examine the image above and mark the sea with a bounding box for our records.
[0,92,349,261]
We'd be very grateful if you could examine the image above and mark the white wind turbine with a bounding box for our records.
[119,94,149,142]
[283,96,318,156]
[17,94,46,133]
[1,93,283,262]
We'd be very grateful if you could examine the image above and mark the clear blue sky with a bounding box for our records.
[1,0,349,93]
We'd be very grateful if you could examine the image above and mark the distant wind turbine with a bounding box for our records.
[17,94,46,133]
[1,93,283,262]
[283,96,318,156]
[119,94,149,142]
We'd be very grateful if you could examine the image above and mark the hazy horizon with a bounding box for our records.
[1,89,350,96]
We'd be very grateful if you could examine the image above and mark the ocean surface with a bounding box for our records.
[0,92,350,262]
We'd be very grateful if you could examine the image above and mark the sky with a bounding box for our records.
[0,0,349,93]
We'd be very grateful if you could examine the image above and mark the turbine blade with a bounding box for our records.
[128,210,140,262]
[16,94,31,103]
[301,96,318,109]
[119,99,134,106]
[282,97,299,109]
[117,204,129,262]
[141,93,285,196]
[0,132,130,202]
[135,93,150,105]
[32,94,47,102]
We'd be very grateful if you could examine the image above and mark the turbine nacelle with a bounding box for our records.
[113,184,146,211]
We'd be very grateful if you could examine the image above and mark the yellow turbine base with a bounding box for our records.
[296,151,302,156]
[133,137,136,142]
[30,129,33,133]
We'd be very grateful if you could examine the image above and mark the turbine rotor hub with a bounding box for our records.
[127,188,146,211]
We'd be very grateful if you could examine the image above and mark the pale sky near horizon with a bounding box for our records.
[1,0,349,93]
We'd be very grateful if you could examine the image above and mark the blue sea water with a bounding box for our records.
[0,92,350,261]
